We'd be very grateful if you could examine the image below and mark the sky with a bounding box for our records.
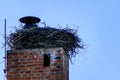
[0,0,120,80]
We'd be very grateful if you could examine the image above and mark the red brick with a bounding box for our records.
[7,48,69,80]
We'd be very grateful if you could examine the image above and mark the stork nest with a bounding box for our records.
[7,27,84,57]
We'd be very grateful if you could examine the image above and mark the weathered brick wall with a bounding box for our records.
[7,48,69,80]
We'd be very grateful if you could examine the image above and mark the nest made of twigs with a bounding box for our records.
[7,27,84,57]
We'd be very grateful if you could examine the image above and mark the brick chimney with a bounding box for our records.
[7,48,69,80]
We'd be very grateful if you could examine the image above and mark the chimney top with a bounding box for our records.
[19,16,41,24]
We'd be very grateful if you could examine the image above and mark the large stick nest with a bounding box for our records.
[7,27,84,57]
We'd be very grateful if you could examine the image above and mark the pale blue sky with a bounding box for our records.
[0,0,120,80]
